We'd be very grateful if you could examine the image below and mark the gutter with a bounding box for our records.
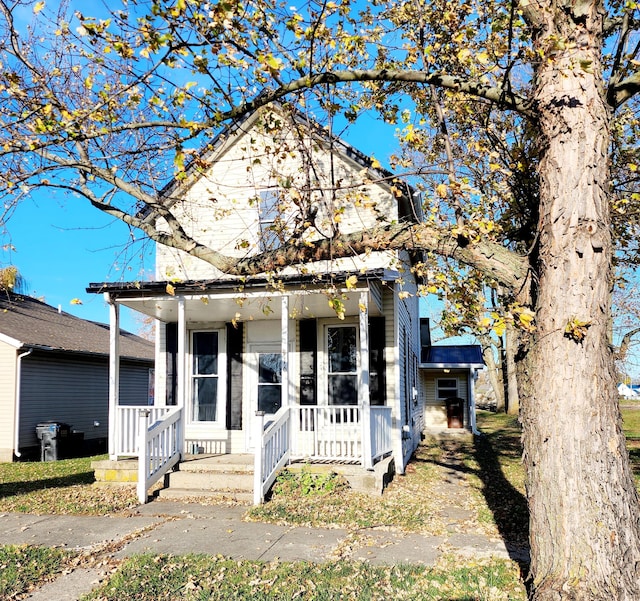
[14,348,32,458]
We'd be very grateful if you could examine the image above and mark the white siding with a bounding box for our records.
[422,370,470,430]
[156,110,404,281]
[0,342,17,461]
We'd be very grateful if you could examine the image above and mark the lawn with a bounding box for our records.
[622,405,640,486]
[0,455,138,515]
[0,544,71,599]
[80,553,524,601]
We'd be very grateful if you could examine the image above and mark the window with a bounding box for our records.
[192,331,219,422]
[258,190,281,252]
[257,353,282,414]
[437,378,458,400]
[327,325,358,405]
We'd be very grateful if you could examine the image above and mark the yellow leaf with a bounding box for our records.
[457,48,471,62]
[70,298,83,305]
[166,283,175,296]
[345,275,358,289]
[33,1,45,14]
[435,183,448,198]
[370,157,382,169]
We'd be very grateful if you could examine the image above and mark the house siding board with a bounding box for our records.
[0,342,17,461]
[17,354,150,451]
[422,370,470,429]
[156,113,403,282]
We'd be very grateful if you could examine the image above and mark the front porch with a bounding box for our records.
[102,402,394,503]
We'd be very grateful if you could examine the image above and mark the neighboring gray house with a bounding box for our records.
[0,292,154,461]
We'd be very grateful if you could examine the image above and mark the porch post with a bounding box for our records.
[359,291,372,470]
[281,295,289,406]
[107,294,120,459]
[177,297,187,454]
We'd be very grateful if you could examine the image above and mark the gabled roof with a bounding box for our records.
[154,102,421,224]
[420,344,484,368]
[0,292,154,361]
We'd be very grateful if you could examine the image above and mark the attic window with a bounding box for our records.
[258,190,281,252]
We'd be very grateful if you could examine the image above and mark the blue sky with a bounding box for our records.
[1,194,154,333]
[0,110,406,335]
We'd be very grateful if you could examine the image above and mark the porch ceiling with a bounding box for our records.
[116,287,382,323]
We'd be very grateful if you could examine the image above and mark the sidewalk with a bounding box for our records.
[0,499,528,601]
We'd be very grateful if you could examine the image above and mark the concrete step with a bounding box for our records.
[179,454,254,474]
[168,470,254,491]
[158,487,253,503]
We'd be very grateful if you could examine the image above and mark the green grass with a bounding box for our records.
[80,553,525,601]
[0,455,138,515]
[622,407,640,487]
[0,544,70,599]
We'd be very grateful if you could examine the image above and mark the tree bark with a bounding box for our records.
[505,323,520,416]
[480,334,506,412]
[521,1,640,597]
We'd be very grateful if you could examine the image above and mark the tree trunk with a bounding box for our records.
[480,334,506,412]
[522,2,640,598]
[505,323,519,415]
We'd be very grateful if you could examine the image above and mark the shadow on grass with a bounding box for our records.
[472,433,529,563]
[0,472,95,498]
[420,427,530,578]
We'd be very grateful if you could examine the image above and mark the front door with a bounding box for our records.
[246,344,283,449]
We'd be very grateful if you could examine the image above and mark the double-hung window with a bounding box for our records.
[258,190,281,252]
[437,378,458,400]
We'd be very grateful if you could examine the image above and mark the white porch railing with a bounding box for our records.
[137,407,183,503]
[115,406,174,457]
[293,405,363,461]
[254,407,291,505]
[370,406,393,463]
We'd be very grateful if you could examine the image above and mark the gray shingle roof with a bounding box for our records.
[0,292,154,361]
[421,345,484,366]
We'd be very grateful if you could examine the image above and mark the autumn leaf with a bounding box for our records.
[70,298,83,305]
[166,283,176,296]
[345,275,358,289]
[33,1,45,14]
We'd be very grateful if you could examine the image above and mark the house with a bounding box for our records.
[87,105,482,503]
[0,292,154,461]
[419,319,484,433]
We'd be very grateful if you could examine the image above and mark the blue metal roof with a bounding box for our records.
[421,344,484,366]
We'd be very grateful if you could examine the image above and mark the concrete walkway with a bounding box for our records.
[0,500,528,600]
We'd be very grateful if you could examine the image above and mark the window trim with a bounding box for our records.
[188,329,227,427]
[436,377,459,401]
[323,321,360,406]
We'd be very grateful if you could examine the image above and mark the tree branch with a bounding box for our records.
[220,70,535,121]
[610,69,640,107]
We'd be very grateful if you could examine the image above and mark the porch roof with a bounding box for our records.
[87,270,391,323]
[419,344,484,370]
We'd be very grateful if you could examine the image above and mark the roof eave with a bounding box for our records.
[419,363,484,370]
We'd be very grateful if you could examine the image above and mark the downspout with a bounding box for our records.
[14,349,32,458]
